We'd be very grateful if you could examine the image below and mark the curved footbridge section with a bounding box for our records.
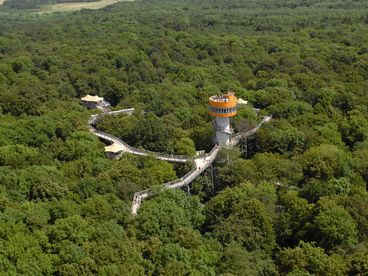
[88,108,272,215]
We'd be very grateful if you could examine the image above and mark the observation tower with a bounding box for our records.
[209,92,237,145]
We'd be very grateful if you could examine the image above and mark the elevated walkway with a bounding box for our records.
[90,127,194,163]
[131,145,220,214]
[229,115,272,146]
[88,108,271,215]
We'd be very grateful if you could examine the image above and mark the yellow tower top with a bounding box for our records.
[208,92,237,118]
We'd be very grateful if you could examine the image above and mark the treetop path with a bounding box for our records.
[88,108,272,215]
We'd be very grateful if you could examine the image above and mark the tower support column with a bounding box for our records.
[214,117,232,145]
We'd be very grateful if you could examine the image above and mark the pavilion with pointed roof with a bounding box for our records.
[81,94,111,111]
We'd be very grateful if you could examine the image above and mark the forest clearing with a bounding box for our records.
[37,0,134,13]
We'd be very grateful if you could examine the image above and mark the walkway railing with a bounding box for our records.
[88,108,271,215]
[90,109,199,163]
[93,127,196,163]
[131,145,220,214]
[229,115,272,146]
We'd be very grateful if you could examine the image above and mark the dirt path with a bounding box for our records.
[38,0,134,13]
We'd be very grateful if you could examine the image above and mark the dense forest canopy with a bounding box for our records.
[0,0,368,274]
